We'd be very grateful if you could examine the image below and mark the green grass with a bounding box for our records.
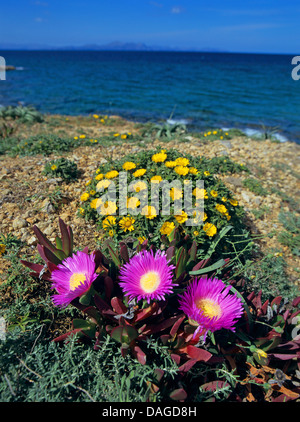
[242,177,269,196]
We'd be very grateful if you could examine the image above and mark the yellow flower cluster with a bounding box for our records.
[151,150,167,163]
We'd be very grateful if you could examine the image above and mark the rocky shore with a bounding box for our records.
[0,114,299,285]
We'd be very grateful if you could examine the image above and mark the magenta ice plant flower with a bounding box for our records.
[178,277,244,340]
[51,250,98,308]
[119,249,176,303]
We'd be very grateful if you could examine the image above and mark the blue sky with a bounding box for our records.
[0,0,299,53]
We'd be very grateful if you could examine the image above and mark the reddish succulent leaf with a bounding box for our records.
[134,302,159,323]
[271,296,282,308]
[111,296,127,314]
[169,388,187,401]
[104,276,113,300]
[261,299,269,315]
[201,380,230,392]
[143,315,184,335]
[166,246,175,261]
[111,325,138,344]
[170,354,181,365]
[292,297,300,307]
[120,243,130,263]
[178,359,198,372]
[133,345,146,365]
[170,314,186,337]
[20,260,51,280]
[186,345,213,362]
[52,328,85,343]
[33,225,57,254]
[268,353,298,360]
[42,245,63,266]
[160,334,170,345]
[59,218,71,256]
[94,293,112,312]
[192,258,210,272]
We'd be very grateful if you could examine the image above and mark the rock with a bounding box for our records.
[41,199,56,214]
[223,176,243,188]
[220,140,232,149]
[241,192,251,203]
[12,217,28,230]
[43,226,55,236]
[27,236,38,246]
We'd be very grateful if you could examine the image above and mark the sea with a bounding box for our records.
[0,50,300,143]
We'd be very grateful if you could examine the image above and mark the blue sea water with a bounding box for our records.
[0,50,300,143]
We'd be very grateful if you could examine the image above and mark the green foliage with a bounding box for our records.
[0,105,44,124]
[204,156,250,175]
[238,251,299,303]
[43,158,79,182]
[243,177,269,196]
[277,211,300,256]
[8,134,82,157]
[140,122,187,139]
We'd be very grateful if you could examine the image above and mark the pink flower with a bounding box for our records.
[178,277,244,340]
[51,251,98,308]
[119,249,176,303]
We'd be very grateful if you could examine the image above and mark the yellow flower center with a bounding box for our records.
[140,271,161,293]
[196,298,222,319]
[69,273,86,291]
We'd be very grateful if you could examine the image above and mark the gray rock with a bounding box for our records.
[12,217,28,230]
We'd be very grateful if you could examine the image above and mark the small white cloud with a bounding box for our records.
[171,6,184,14]
[35,17,43,23]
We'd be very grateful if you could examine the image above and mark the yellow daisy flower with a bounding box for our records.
[152,151,167,163]
[119,216,135,232]
[170,187,183,201]
[90,198,99,209]
[127,196,140,209]
[150,175,163,183]
[132,181,147,192]
[189,167,198,175]
[203,222,217,237]
[96,179,111,190]
[142,205,157,220]
[95,173,104,181]
[99,201,118,216]
[174,165,189,176]
[229,199,238,206]
[210,190,218,197]
[0,243,6,255]
[175,157,189,166]
[175,210,188,224]
[105,170,119,179]
[133,168,147,177]
[160,221,175,236]
[122,161,136,171]
[193,188,208,199]
[80,192,90,202]
[102,216,117,230]
[216,204,228,214]
[165,161,177,168]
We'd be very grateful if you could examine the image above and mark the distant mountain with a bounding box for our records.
[0,41,228,52]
